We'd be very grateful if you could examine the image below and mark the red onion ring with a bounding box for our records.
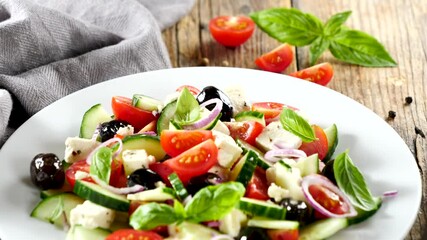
[205,221,221,228]
[264,149,307,163]
[182,98,223,130]
[91,175,145,195]
[301,174,357,218]
[383,190,398,198]
[86,137,123,165]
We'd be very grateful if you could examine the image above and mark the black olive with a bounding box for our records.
[278,198,312,223]
[99,120,129,142]
[196,86,233,122]
[127,168,163,190]
[186,172,222,195]
[321,159,336,185]
[30,153,65,190]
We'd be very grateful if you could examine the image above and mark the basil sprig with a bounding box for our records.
[130,182,245,230]
[250,8,397,67]
[90,146,113,184]
[175,87,201,125]
[280,107,316,142]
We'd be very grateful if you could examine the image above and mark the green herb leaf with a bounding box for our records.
[324,11,352,36]
[130,202,185,230]
[280,108,316,142]
[185,182,245,223]
[309,36,330,65]
[90,147,113,184]
[333,151,380,211]
[250,8,323,46]
[329,29,397,67]
[48,196,64,223]
[175,87,201,124]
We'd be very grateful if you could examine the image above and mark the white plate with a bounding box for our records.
[0,67,421,240]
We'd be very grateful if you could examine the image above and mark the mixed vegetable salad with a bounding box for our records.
[29,85,390,240]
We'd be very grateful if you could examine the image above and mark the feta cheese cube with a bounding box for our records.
[219,209,247,237]
[224,85,250,117]
[69,200,115,229]
[115,125,134,137]
[64,137,100,163]
[212,130,243,169]
[255,121,302,152]
[268,183,290,202]
[122,149,156,176]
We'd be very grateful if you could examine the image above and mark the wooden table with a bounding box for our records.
[163,0,426,239]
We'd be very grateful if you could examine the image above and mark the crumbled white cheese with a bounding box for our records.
[268,183,290,202]
[74,170,89,180]
[69,200,115,229]
[219,209,247,237]
[64,137,100,163]
[122,149,156,176]
[212,130,243,169]
[115,125,134,137]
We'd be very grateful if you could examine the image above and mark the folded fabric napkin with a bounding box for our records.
[0,0,195,147]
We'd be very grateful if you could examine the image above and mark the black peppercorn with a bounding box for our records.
[405,96,413,105]
[388,110,396,119]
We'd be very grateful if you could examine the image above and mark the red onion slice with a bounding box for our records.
[86,137,123,164]
[182,98,223,130]
[383,190,398,198]
[301,174,357,218]
[264,148,307,163]
[91,175,145,195]
[210,234,234,240]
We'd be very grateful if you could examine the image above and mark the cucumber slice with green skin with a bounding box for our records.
[31,193,84,228]
[127,187,176,202]
[323,124,338,162]
[132,94,163,112]
[120,134,166,161]
[67,225,111,240]
[73,180,130,212]
[247,218,299,230]
[236,139,272,170]
[299,217,348,240]
[168,173,189,201]
[40,183,73,199]
[294,153,319,177]
[157,100,177,134]
[230,150,258,186]
[79,104,113,139]
[234,111,266,126]
[238,197,287,220]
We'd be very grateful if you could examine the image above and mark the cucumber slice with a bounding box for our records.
[40,183,73,199]
[299,218,348,240]
[230,150,258,186]
[79,104,112,139]
[236,139,272,170]
[323,124,338,162]
[157,100,177,134]
[294,153,319,177]
[247,218,299,230]
[127,187,175,202]
[132,94,163,112]
[31,193,84,228]
[168,173,189,201]
[238,197,287,220]
[67,225,111,240]
[73,180,130,212]
[120,134,166,161]
[235,111,266,126]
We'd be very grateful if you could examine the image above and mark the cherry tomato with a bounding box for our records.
[298,125,328,160]
[160,130,214,157]
[209,16,255,47]
[308,184,351,215]
[106,229,163,240]
[289,62,334,86]
[225,121,264,146]
[255,44,294,73]
[148,162,174,187]
[251,102,298,124]
[163,139,218,184]
[245,167,269,201]
[111,96,158,132]
[176,85,200,96]
[267,228,299,240]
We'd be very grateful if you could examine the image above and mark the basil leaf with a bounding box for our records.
[334,151,380,211]
[280,108,316,142]
[130,202,184,230]
[185,182,245,223]
[348,197,382,225]
[250,8,323,46]
[309,36,330,65]
[329,29,397,67]
[175,87,200,124]
[90,147,113,184]
[324,11,352,36]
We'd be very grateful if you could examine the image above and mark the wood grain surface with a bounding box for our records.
[162,1,427,239]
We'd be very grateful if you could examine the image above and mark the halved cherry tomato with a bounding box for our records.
[160,130,214,157]
[298,125,328,160]
[251,102,298,124]
[255,44,294,73]
[309,184,351,215]
[209,16,255,47]
[267,228,299,240]
[245,167,269,200]
[148,162,174,187]
[225,121,264,146]
[111,96,158,132]
[289,62,334,86]
[163,139,218,184]
[176,85,200,96]
[106,229,163,240]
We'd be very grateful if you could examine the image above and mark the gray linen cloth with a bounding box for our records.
[0,0,195,147]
